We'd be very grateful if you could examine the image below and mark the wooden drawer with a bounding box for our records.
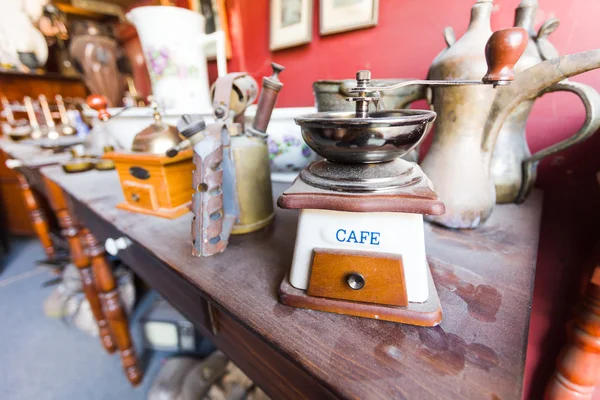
[307,248,408,307]
[122,182,158,211]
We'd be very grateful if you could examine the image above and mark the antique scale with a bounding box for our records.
[278,28,528,326]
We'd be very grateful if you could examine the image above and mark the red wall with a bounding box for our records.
[216,1,600,398]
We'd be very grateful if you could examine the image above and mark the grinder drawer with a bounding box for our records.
[307,248,408,307]
[122,181,159,211]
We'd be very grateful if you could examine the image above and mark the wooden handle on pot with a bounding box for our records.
[86,94,111,121]
[482,28,529,85]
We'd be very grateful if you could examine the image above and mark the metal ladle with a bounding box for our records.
[23,96,44,139]
[55,95,77,136]
[39,94,60,140]
[2,96,31,141]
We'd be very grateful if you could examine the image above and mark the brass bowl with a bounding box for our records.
[8,132,31,142]
[295,109,436,163]
[94,159,115,171]
[62,160,94,173]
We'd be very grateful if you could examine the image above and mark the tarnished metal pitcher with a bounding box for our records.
[491,0,600,204]
[420,0,497,229]
[421,0,600,228]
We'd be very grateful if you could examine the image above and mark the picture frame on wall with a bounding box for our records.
[190,0,232,59]
[270,0,313,51]
[320,0,379,36]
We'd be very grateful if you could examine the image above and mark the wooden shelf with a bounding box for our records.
[0,70,83,82]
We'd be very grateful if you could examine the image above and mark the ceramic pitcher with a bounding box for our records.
[126,6,227,112]
[491,0,600,204]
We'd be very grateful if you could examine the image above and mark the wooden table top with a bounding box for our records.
[39,164,542,400]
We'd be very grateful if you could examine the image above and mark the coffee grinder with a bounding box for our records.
[278,28,528,326]
[87,95,195,218]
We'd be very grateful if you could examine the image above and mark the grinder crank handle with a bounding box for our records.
[482,27,529,86]
[350,28,529,95]
[167,114,206,157]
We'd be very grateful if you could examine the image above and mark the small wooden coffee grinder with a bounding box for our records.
[278,28,528,326]
[87,95,195,219]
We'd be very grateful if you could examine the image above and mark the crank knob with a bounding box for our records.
[482,27,529,86]
[86,94,111,121]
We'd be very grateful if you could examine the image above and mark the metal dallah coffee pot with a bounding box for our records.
[421,0,600,229]
[491,0,600,204]
[169,63,285,256]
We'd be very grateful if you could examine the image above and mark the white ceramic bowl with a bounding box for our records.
[245,106,317,178]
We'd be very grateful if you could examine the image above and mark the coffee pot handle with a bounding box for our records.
[516,81,600,203]
[200,31,227,78]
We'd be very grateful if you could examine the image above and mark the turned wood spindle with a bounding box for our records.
[42,177,116,354]
[545,265,600,399]
[5,159,55,259]
[80,230,142,386]
[16,173,55,259]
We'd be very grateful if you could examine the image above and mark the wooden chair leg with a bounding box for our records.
[545,265,600,399]
[16,173,55,259]
[80,230,143,386]
[43,177,116,354]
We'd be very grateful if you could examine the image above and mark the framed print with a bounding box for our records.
[190,0,233,59]
[270,0,313,51]
[320,0,379,36]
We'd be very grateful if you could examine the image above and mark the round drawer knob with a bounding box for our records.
[5,159,22,169]
[105,236,132,256]
[346,273,365,290]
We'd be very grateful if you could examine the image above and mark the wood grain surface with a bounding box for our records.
[39,164,543,400]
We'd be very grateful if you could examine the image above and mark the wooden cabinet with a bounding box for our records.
[0,72,87,235]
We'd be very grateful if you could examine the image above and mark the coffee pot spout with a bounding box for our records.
[481,49,600,155]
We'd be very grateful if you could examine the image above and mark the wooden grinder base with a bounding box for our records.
[279,263,442,327]
[104,150,194,220]
[115,201,191,219]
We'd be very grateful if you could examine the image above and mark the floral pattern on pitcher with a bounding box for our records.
[146,47,200,83]
[267,134,314,172]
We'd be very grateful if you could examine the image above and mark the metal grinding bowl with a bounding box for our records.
[294,109,436,163]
